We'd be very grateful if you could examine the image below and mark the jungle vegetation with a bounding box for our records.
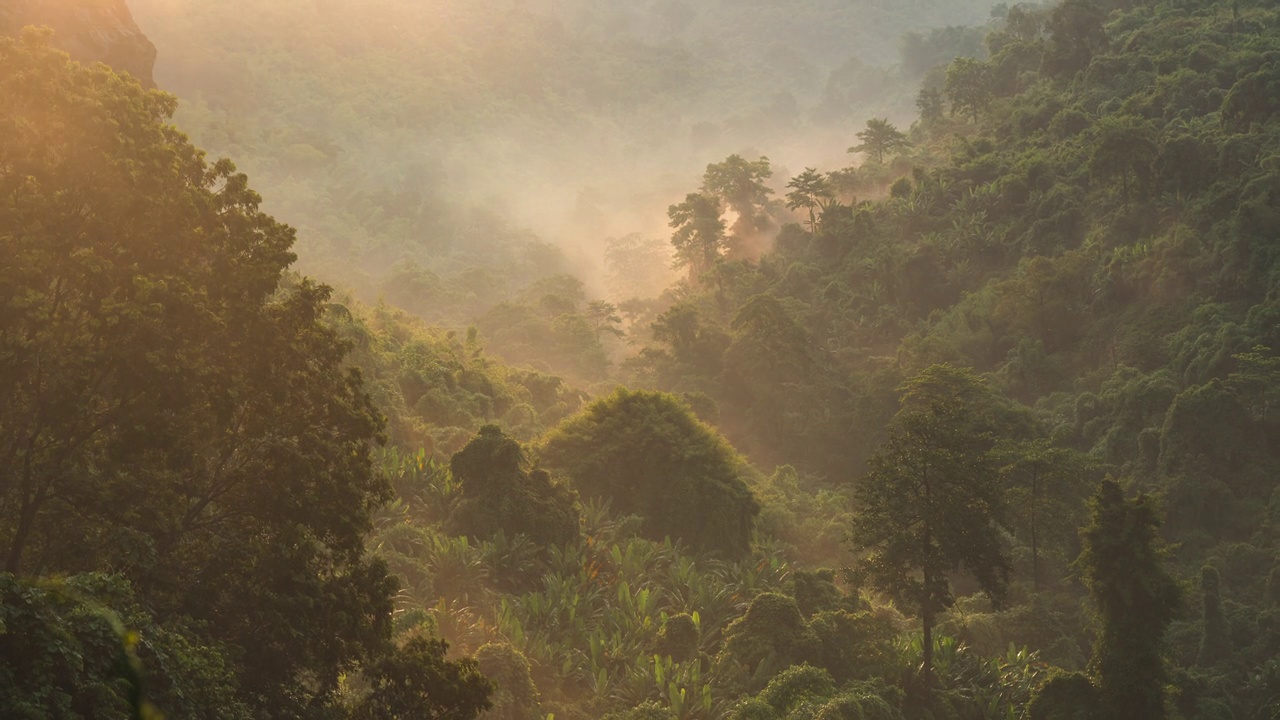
[3,0,1280,718]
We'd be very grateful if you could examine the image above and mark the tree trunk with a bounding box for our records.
[921,462,934,688]
[1031,467,1040,593]
[4,450,45,575]
[5,490,42,575]
[922,598,934,686]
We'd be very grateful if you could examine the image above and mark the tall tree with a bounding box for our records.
[701,154,775,251]
[668,192,726,283]
[916,87,944,123]
[850,365,1010,688]
[944,57,993,122]
[848,119,910,164]
[603,233,673,300]
[1076,480,1180,720]
[785,168,835,234]
[1044,0,1107,76]
[1088,115,1157,202]
[994,438,1091,592]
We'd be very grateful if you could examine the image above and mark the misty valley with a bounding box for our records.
[2,0,1279,719]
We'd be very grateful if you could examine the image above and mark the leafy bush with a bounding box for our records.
[540,389,759,556]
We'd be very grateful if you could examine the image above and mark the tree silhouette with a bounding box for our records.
[702,154,775,250]
[785,168,835,233]
[849,118,910,163]
[667,192,727,282]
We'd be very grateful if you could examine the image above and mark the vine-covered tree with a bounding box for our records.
[850,365,1010,687]
[1076,480,1180,720]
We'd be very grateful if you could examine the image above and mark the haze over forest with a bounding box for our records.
[129,0,995,305]
[2,0,1280,719]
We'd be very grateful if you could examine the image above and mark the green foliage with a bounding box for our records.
[917,87,945,122]
[327,298,587,453]
[945,57,993,121]
[475,643,539,720]
[809,610,899,684]
[449,426,581,555]
[540,389,759,556]
[721,294,844,472]
[0,31,395,714]
[353,636,493,720]
[758,665,835,713]
[474,276,621,383]
[730,669,904,720]
[655,614,701,663]
[609,702,679,720]
[1088,115,1158,201]
[1044,0,1107,77]
[0,573,245,720]
[754,469,856,569]
[791,570,848,618]
[720,594,821,684]
[1027,670,1098,720]
[13,0,1280,716]
[1076,480,1180,720]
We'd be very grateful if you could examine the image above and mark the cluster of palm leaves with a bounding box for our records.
[895,634,1049,720]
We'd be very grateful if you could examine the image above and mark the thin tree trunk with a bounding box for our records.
[4,441,43,574]
[1031,467,1040,593]
[921,461,934,688]
[922,596,934,686]
[5,488,44,575]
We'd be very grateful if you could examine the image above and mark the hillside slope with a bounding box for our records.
[0,0,155,86]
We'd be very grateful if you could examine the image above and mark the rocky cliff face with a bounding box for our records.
[0,0,156,87]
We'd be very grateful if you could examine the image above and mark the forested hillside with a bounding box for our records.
[3,0,1280,718]
[125,0,994,318]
